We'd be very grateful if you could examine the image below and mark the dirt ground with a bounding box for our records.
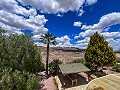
[40,76,57,90]
[40,47,84,64]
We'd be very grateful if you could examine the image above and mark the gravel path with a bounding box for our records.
[40,76,57,90]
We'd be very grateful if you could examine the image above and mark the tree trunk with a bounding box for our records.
[46,43,49,76]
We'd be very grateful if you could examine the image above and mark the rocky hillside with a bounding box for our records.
[39,46,120,64]
[39,47,85,64]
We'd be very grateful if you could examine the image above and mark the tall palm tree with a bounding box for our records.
[40,32,57,75]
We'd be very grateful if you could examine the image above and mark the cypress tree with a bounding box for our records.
[85,32,116,71]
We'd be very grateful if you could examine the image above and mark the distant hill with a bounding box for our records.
[38,46,119,64]
[51,47,85,52]
[39,46,85,52]
[38,46,84,64]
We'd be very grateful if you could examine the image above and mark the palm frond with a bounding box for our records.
[51,40,57,45]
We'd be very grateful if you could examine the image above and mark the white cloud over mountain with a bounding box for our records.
[56,35,72,47]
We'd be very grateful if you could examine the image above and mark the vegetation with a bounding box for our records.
[0,28,44,89]
[0,28,44,73]
[40,32,57,75]
[85,32,116,71]
[49,59,62,76]
[112,64,120,72]
[94,71,106,77]
[72,58,86,65]
[0,68,38,90]
[116,57,120,63]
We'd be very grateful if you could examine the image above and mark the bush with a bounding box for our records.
[0,32,44,73]
[72,58,86,64]
[116,57,120,63]
[112,64,120,72]
[49,59,62,76]
[94,71,106,77]
[0,68,39,90]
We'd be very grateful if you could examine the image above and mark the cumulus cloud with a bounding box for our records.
[0,0,37,16]
[82,12,120,30]
[18,0,97,15]
[75,12,120,51]
[0,10,48,35]
[86,0,97,5]
[56,35,72,47]
[76,37,90,43]
[74,21,82,27]
[0,0,48,37]
[74,29,101,39]
[101,32,120,39]
[75,43,88,49]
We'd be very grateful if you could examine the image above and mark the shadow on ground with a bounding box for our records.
[58,74,88,89]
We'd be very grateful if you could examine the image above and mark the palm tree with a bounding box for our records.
[40,32,57,75]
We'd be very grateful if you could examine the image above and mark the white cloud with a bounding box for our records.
[0,0,37,16]
[0,10,48,35]
[33,35,41,39]
[86,0,97,5]
[56,35,72,47]
[78,9,85,16]
[75,43,88,49]
[18,0,97,15]
[74,21,82,27]
[76,37,90,43]
[74,29,101,39]
[56,35,70,43]
[74,12,120,51]
[101,32,120,39]
[82,12,120,30]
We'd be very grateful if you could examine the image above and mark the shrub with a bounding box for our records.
[116,57,120,63]
[94,71,106,77]
[0,30,44,73]
[112,64,120,72]
[0,68,39,90]
[72,58,86,64]
[49,59,62,76]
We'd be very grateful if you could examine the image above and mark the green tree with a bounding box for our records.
[85,32,116,71]
[49,59,62,76]
[40,32,57,75]
[0,68,39,90]
[0,29,44,73]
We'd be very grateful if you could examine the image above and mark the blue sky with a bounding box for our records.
[0,0,120,51]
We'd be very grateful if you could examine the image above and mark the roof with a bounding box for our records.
[59,63,90,75]
[86,74,120,90]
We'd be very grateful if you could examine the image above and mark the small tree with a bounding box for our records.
[49,59,62,76]
[85,32,116,71]
[40,32,57,75]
